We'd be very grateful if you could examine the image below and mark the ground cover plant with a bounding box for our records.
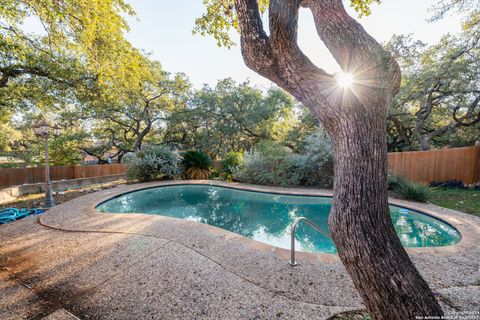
[388,174,432,202]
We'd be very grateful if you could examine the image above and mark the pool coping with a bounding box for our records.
[40,180,480,265]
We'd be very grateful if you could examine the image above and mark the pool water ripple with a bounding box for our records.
[96,185,461,254]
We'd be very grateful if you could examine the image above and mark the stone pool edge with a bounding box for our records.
[40,180,480,265]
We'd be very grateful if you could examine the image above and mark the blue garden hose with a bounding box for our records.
[0,208,45,225]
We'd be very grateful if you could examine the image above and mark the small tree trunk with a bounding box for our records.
[327,104,443,319]
[117,152,124,163]
[419,135,432,151]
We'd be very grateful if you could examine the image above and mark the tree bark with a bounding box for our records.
[419,135,432,151]
[233,0,443,318]
[327,91,442,319]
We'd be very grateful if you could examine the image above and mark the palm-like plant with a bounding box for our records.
[182,150,212,179]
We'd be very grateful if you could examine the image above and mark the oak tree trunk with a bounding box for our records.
[232,0,444,319]
[326,93,443,319]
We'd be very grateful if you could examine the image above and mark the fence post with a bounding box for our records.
[475,141,480,184]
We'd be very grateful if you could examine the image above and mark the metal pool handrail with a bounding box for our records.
[289,217,332,266]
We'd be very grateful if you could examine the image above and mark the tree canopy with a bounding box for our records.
[193,0,381,48]
[164,78,297,158]
[1,0,478,168]
[0,0,138,119]
[386,25,480,150]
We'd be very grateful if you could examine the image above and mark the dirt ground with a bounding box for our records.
[0,180,128,211]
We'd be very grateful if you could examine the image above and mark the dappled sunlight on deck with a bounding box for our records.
[0,181,479,318]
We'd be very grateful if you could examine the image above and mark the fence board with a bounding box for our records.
[387,145,480,184]
[1,145,479,188]
[0,164,126,187]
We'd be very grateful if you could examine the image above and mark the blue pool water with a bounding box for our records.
[96,185,461,253]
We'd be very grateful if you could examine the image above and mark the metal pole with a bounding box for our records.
[289,217,332,267]
[44,134,55,208]
[289,218,300,266]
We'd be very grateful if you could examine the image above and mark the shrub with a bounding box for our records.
[126,145,180,182]
[387,173,407,190]
[275,153,308,186]
[233,129,334,187]
[395,181,432,202]
[388,174,432,202]
[429,180,465,189]
[221,151,243,181]
[182,150,212,179]
[222,151,244,175]
[299,129,334,186]
[233,151,274,185]
[0,163,21,169]
[49,135,83,166]
[233,151,304,186]
[209,168,221,180]
[253,140,289,157]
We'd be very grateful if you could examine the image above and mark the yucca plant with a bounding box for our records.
[182,150,212,179]
[395,180,432,202]
[388,173,432,202]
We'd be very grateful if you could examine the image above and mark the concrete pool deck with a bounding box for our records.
[0,180,479,319]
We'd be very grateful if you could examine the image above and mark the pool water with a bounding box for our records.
[96,185,461,253]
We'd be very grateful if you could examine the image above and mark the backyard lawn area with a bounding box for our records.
[429,188,480,217]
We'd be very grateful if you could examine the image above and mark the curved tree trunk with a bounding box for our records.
[327,95,442,318]
[233,0,443,318]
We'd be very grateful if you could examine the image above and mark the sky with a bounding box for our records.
[125,1,461,89]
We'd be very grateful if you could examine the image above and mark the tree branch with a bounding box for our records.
[234,0,336,120]
[268,0,334,99]
[234,0,277,80]
[304,0,401,95]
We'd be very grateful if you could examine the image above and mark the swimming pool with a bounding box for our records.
[96,184,461,253]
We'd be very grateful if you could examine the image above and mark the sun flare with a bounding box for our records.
[336,72,354,88]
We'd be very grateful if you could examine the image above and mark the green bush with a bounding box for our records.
[253,140,289,158]
[182,150,212,179]
[395,181,432,202]
[49,135,83,166]
[209,168,221,180]
[388,174,432,202]
[0,163,21,169]
[387,173,407,190]
[221,151,243,176]
[231,151,273,185]
[126,145,180,182]
[233,129,334,187]
[232,151,301,186]
[298,129,334,186]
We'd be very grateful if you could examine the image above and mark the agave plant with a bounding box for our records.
[182,150,212,179]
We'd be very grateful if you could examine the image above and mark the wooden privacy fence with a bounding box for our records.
[0,164,127,188]
[1,145,479,188]
[388,144,480,184]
